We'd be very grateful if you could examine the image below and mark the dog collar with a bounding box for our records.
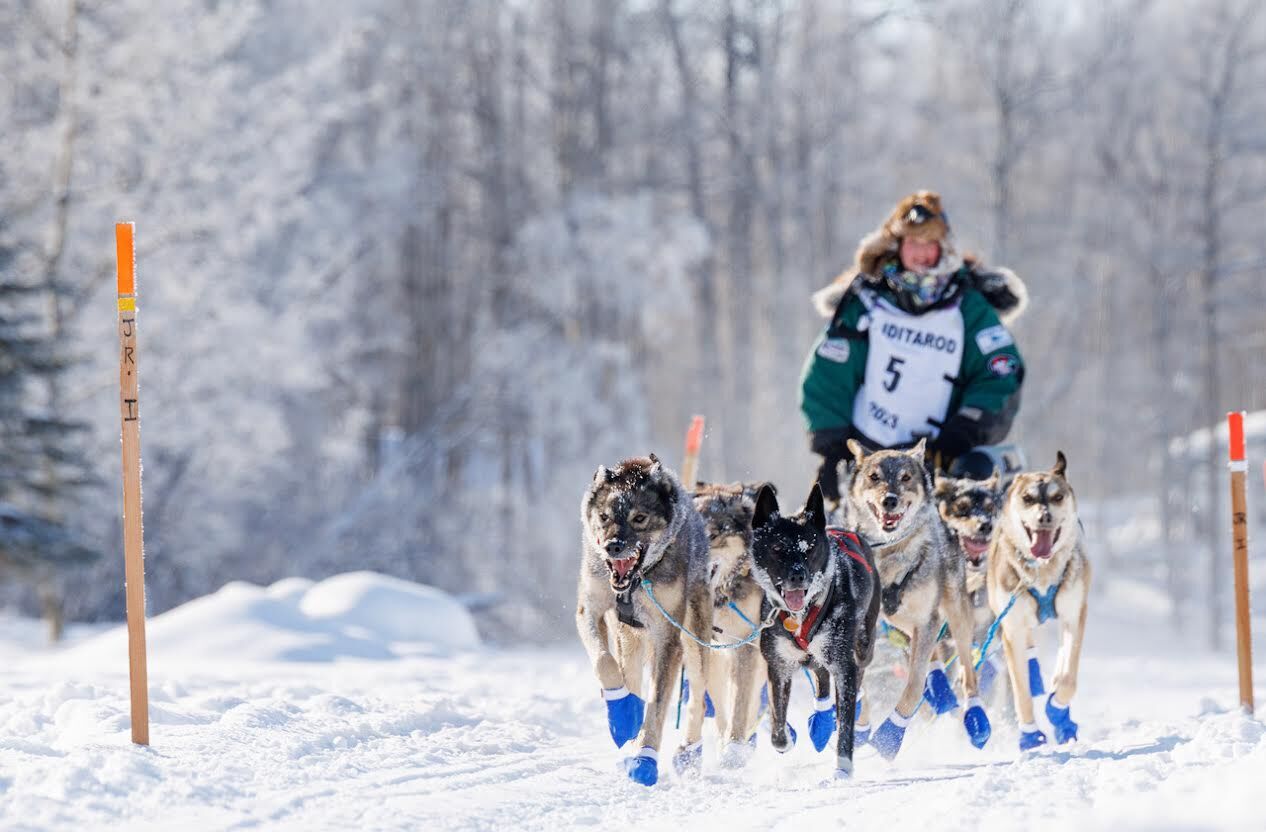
[776,605,824,651]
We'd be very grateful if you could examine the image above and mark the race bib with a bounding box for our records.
[852,293,963,446]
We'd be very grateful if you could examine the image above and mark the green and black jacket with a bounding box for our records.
[800,263,1027,462]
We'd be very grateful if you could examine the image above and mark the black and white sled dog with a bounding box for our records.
[692,482,767,761]
[577,455,712,786]
[749,483,880,779]
[846,439,992,758]
[987,452,1091,751]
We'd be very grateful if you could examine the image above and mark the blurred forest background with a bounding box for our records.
[2,0,1264,644]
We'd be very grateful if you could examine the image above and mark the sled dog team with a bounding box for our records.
[576,445,1090,785]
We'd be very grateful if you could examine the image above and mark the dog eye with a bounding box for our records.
[869,473,881,483]
[1051,494,1064,503]
[598,512,609,523]
[901,473,912,483]
[630,512,648,526]
[1022,495,1036,505]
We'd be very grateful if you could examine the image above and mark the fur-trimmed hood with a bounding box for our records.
[812,191,1028,325]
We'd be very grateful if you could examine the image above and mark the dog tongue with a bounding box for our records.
[784,589,807,612]
[1031,529,1054,559]
[611,557,637,579]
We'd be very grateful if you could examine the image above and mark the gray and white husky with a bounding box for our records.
[986,451,1091,751]
[577,454,712,786]
[846,438,991,758]
[692,482,767,759]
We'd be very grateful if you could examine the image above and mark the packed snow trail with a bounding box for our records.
[0,574,1261,831]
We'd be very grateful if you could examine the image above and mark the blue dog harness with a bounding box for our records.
[1027,584,1060,624]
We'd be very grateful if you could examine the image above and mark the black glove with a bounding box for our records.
[809,428,852,503]
[929,414,976,465]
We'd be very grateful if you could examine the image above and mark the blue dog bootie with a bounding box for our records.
[871,709,912,760]
[1045,694,1079,744]
[624,747,659,786]
[808,695,837,753]
[923,661,960,715]
[673,740,703,776]
[962,696,991,749]
[603,686,645,748]
[1028,648,1046,697]
[1019,722,1048,751]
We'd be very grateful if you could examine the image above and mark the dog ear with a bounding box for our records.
[593,465,609,483]
[985,468,1001,491]
[1053,451,1067,478]
[648,453,662,473]
[803,483,827,534]
[752,483,780,529]
[846,439,869,464]
[909,437,927,462]
[933,474,955,500]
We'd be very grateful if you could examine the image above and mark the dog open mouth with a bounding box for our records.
[1023,525,1061,559]
[781,587,807,613]
[869,503,904,532]
[962,536,989,566]
[607,547,644,590]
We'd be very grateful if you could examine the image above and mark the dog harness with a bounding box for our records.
[1027,584,1060,624]
[774,530,873,651]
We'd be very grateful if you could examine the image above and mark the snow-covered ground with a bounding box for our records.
[0,572,1262,831]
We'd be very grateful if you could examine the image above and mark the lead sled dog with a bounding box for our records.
[986,451,1090,750]
[846,438,992,758]
[576,455,712,786]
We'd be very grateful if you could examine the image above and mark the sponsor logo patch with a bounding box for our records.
[975,324,1014,354]
[817,338,851,363]
[988,354,1019,377]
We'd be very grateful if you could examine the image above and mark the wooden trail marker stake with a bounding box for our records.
[680,415,705,490]
[1227,411,1254,715]
[116,222,150,745]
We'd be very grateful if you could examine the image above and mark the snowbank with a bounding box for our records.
[55,571,480,667]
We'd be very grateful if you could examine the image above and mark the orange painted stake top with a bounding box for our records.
[684,415,705,455]
[1228,411,1246,462]
[115,222,135,294]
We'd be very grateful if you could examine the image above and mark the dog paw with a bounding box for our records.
[603,687,645,748]
[1019,727,1048,751]
[853,723,871,747]
[963,700,991,749]
[922,667,959,716]
[870,715,909,760]
[624,752,658,786]
[808,698,836,753]
[1045,695,1078,744]
[672,741,703,776]
[1028,657,1046,697]
[833,756,854,780]
[771,721,798,753]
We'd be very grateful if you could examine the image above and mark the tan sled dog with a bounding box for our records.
[692,482,768,760]
[846,439,991,758]
[987,451,1091,750]
[577,455,712,786]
